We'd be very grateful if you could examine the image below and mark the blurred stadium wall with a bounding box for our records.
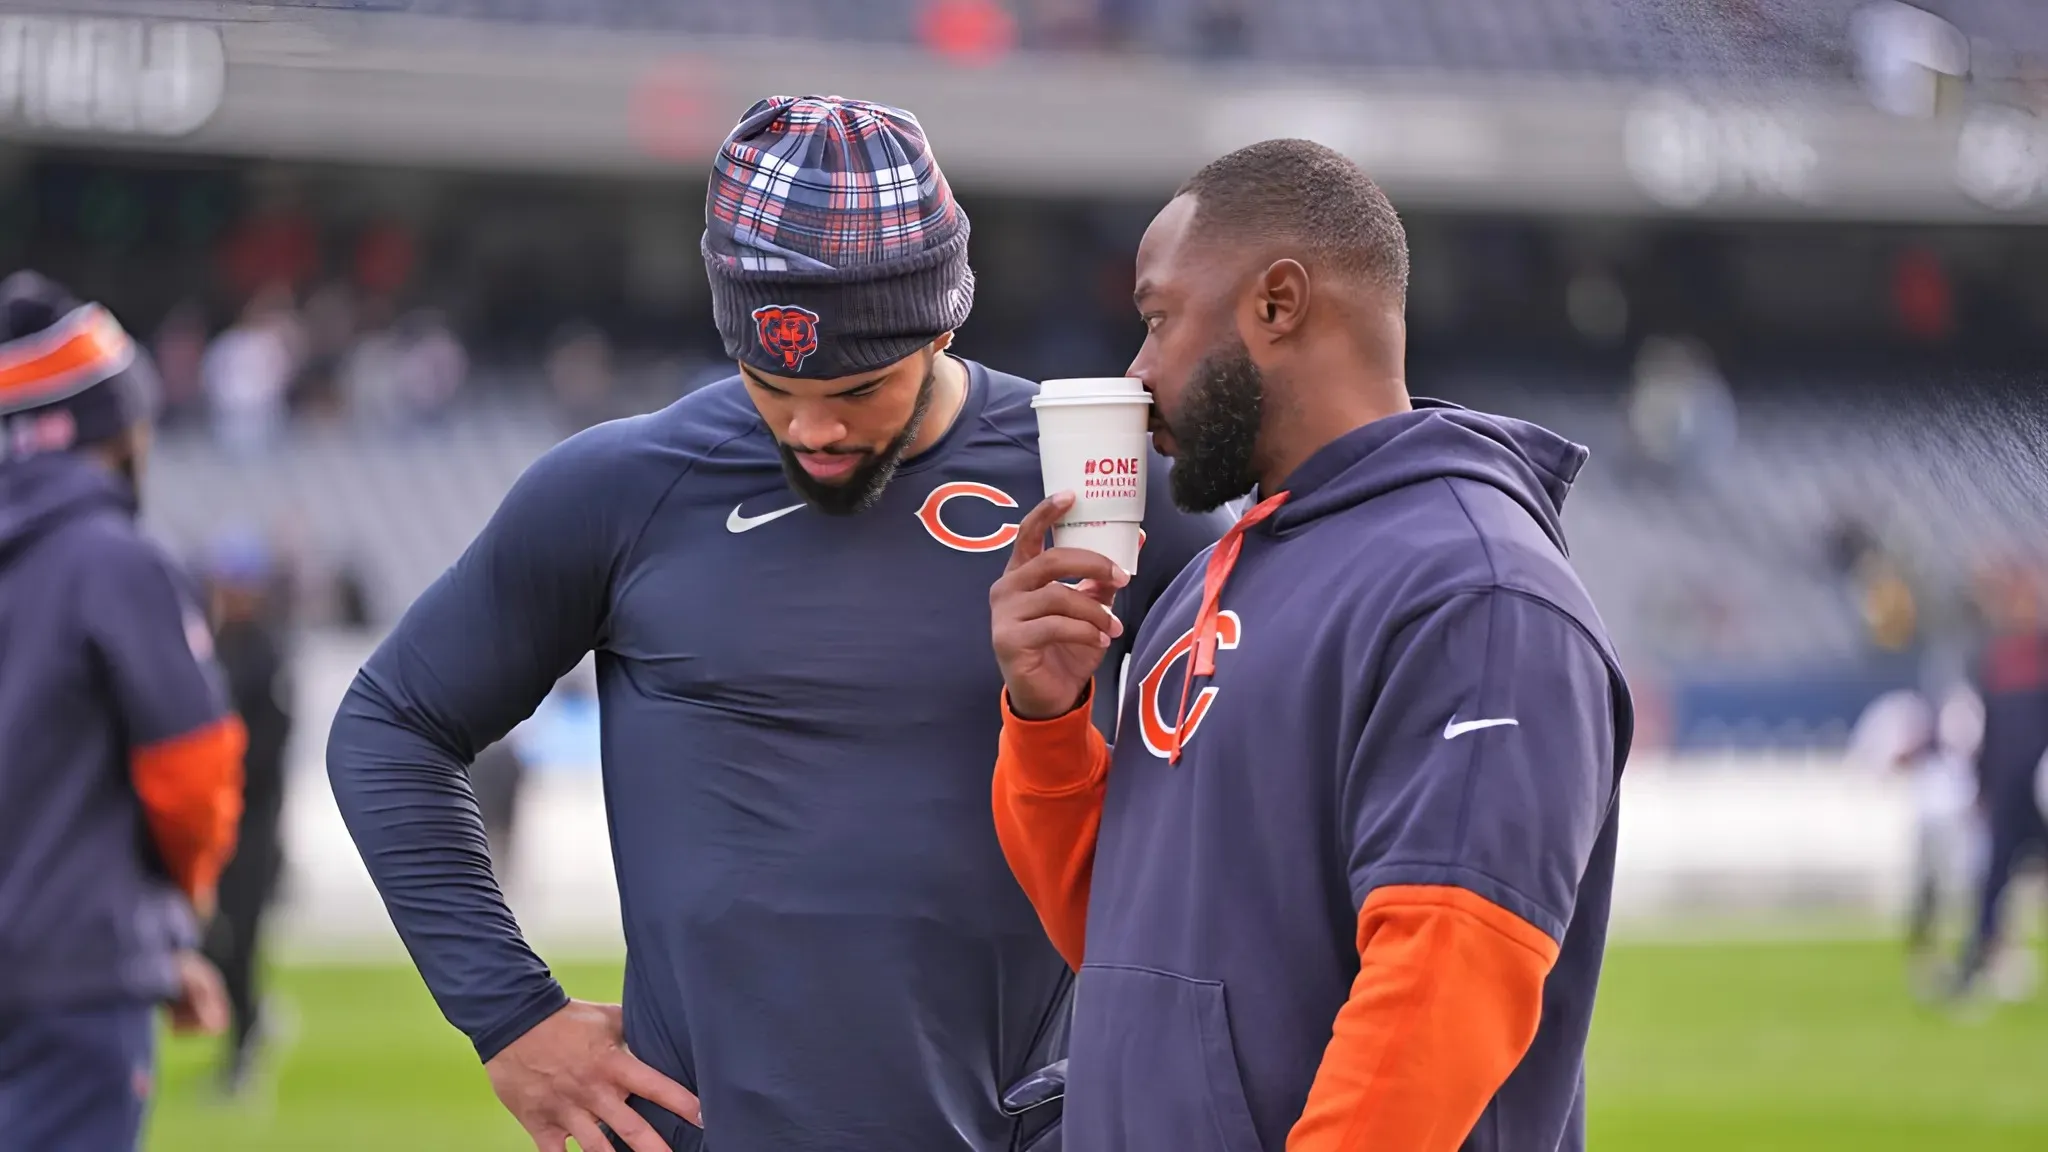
[4,0,2046,947]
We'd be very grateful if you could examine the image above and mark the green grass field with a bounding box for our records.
[145,938,2048,1151]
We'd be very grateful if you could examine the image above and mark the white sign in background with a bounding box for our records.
[0,16,224,137]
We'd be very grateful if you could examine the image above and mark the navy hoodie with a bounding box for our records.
[997,402,1632,1152]
[0,452,238,1011]
[326,363,1231,1151]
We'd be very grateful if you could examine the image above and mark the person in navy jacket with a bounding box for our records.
[1954,562,2048,996]
[327,97,1228,1152]
[989,140,1633,1152]
[0,272,242,1151]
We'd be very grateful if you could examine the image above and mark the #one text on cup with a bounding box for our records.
[1082,455,1143,500]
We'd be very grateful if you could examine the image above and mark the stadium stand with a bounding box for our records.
[142,371,2048,689]
[145,397,564,625]
[382,0,2048,81]
[1479,387,1874,672]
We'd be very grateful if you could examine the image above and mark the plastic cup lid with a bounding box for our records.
[1033,377,1151,407]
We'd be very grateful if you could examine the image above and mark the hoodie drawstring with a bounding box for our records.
[1169,490,1289,764]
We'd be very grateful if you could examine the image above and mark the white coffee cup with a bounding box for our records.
[1032,377,1153,575]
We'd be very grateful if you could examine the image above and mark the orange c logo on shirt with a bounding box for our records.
[1136,610,1243,759]
[916,482,1022,553]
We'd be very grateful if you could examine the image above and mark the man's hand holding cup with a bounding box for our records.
[991,492,1130,721]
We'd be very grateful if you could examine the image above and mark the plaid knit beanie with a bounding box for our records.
[0,271,155,463]
[703,95,974,380]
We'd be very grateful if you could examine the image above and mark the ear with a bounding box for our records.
[931,331,956,354]
[1250,259,1310,341]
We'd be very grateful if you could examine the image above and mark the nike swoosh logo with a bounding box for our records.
[726,502,805,533]
[1444,717,1519,739]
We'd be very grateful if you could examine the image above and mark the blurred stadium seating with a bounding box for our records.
[147,397,563,624]
[377,0,2048,84]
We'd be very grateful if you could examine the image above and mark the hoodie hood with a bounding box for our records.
[1266,399,1587,554]
[0,451,132,566]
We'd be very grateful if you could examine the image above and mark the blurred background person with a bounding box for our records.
[291,279,360,426]
[469,665,602,887]
[0,271,241,1151]
[1851,684,1983,994]
[200,282,302,457]
[467,738,528,885]
[1624,334,1737,487]
[545,320,618,432]
[1954,561,2048,999]
[150,300,210,432]
[343,305,468,432]
[389,308,468,427]
[198,526,296,1097]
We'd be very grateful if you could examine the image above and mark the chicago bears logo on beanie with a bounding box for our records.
[703,95,974,379]
[752,304,821,372]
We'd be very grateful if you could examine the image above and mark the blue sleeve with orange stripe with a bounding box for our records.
[79,532,246,909]
[1289,589,1616,1152]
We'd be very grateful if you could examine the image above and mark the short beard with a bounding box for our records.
[776,363,937,517]
[1165,338,1265,513]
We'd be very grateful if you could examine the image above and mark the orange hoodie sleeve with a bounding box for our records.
[991,685,1111,970]
[77,528,248,914]
[1285,884,1560,1152]
[132,716,248,910]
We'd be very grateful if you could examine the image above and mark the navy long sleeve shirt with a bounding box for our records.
[327,362,1227,1151]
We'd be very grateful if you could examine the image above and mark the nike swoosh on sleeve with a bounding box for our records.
[1443,717,1520,740]
[726,503,806,533]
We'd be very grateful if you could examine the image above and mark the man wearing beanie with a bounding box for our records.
[0,272,244,1150]
[329,96,1228,1152]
